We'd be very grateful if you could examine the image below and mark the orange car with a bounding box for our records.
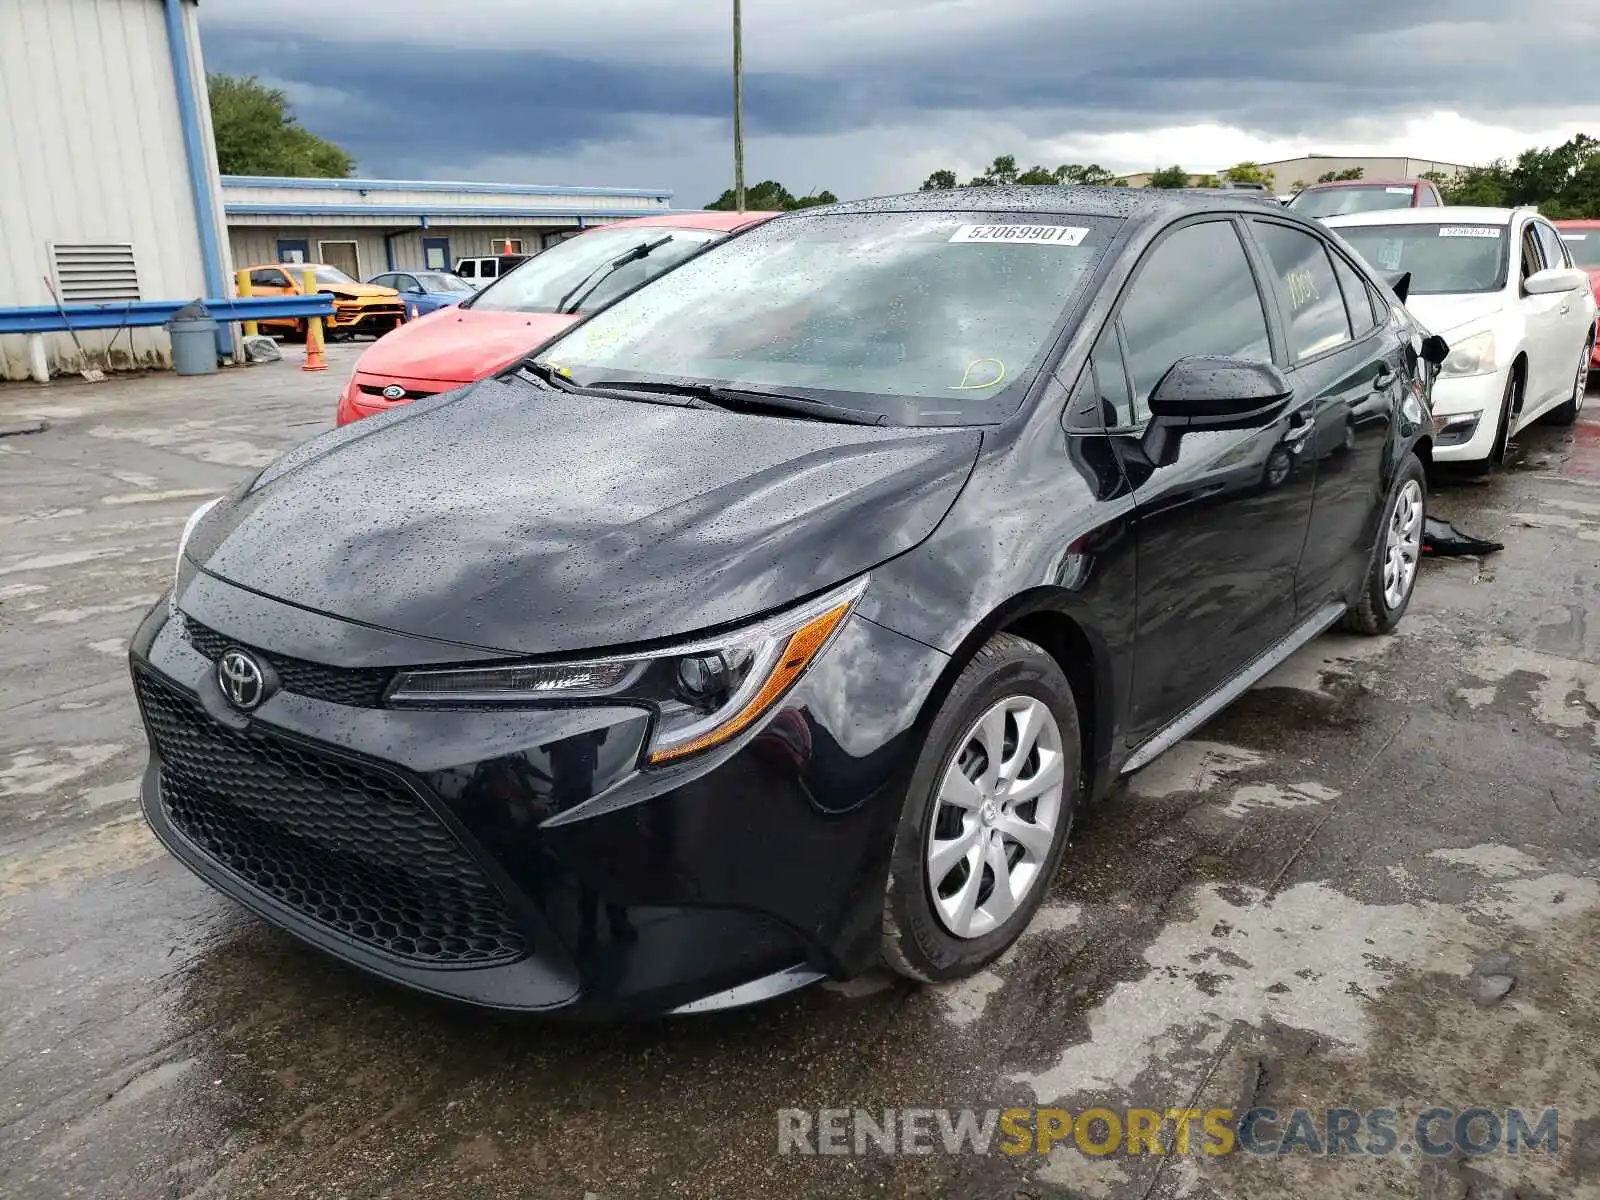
[241,263,406,341]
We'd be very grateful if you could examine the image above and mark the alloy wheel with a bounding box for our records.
[1383,479,1424,611]
[925,696,1065,939]
[1577,340,1593,412]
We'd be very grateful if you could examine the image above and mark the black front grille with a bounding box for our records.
[183,617,391,708]
[136,670,527,967]
[359,384,439,401]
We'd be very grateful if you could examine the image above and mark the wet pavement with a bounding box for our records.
[1,356,1597,1199]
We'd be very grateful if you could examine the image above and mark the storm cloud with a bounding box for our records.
[200,0,1600,203]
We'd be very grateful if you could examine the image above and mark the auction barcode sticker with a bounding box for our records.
[1438,226,1500,238]
[950,224,1089,246]
[1385,187,1413,194]
[1561,233,1588,240]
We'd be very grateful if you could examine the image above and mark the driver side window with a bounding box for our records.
[1120,220,1273,418]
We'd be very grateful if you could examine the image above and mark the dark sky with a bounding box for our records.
[200,0,1600,205]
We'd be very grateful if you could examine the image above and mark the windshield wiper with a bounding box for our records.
[555,237,674,314]
[517,367,712,409]
[580,379,885,425]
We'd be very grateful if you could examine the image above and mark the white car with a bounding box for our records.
[1325,206,1597,469]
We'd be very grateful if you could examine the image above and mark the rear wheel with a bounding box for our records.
[881,633,1081,983]
[1544,333,1593,427]
[1343,455,1426,636]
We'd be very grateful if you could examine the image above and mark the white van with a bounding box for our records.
[453,254,531,289]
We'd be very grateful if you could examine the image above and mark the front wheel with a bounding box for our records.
[880,633,1081,983]
[1544,333,1593,427]
[1343,455,1427,636]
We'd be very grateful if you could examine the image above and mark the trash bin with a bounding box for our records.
[167,301,219,376]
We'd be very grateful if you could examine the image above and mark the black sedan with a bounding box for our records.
[132,187,1444,1017]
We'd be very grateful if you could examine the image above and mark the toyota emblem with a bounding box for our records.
[381,384,406,400]
[217,649,269,711]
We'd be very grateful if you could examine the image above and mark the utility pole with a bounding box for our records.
[732,0,746,210]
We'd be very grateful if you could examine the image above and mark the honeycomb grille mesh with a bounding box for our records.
[137,670,526,966]
[183,617,392,708]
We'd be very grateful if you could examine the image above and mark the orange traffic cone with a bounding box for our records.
[503,238,514,255]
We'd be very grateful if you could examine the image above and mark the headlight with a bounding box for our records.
[388,576,869,764]
[169,497,220,611]
[1439,329,1496,378]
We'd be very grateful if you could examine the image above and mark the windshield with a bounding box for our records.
[312,266,359,286]
[535,211,1117,426]
[469,227,722,314]
[1290,186,1416,218]
[417,272,472,293]
[1333,222,1507,295]
[1560,230,1600,268]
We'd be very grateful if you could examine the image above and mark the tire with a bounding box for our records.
[1543,333,1593,427]
[1456,367,1520,477]
[880,632,1081,983]
[1342,454,1427,636]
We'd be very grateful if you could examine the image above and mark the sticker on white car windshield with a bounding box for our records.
[1561,233,1588,241]
[1438,226,1500,238]
[949,224,1089,246]
[1386,187,1412,194]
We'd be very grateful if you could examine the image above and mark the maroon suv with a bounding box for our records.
[1287,178,1443,218]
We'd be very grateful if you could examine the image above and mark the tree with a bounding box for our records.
[1222,161,1275,188]
[1317,167,1364,183]
[1441,161,1511,207]
[921,158,1117,190]
[207,74,354,177]
[705,179,836,210]
[1147,165,1190,188]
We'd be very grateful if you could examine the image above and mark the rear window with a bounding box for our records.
[1332,222,1507,295]
[537,211,1119,426]
[1290,186,1416,218]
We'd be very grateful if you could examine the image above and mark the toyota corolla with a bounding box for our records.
[132,188,1442,1017]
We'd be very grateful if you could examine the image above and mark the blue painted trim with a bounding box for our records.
[163,0,233,355]
[222,175,673,200]
[225,203,675,219]
[0,297,335,336]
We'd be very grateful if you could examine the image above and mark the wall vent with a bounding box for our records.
[49,242,141,303]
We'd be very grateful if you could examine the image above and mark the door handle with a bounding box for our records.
[1373,367,1395,390]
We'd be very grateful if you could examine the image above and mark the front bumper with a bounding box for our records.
[1427,367,1511,463]
[336,370,461,425]
[130,576,945,1016]
[331,303,406,336]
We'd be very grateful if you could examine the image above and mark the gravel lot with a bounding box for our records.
[2,350,1597,1199]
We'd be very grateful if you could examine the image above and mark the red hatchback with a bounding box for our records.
[336,210,777,425]
[1555,220,1600,368]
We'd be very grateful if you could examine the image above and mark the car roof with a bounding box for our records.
[247,263,335,272]
[1553,218,1600,228]
[793,185,1282,223]
[1321,205,1519,229]
[1298,179,1420,191]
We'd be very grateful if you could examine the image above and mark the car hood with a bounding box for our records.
[352,307,576,384]
[327,283,399,300]
[1404,292,1506,335]
[187,377,982,656]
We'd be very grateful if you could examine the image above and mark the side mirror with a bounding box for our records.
[1420,334,1449,366]
[1385,271,1411,304]
[1148,355,1293,424]
[1142,356,1293,467]
[1524,267,1586,296]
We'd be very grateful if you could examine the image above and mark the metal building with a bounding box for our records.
[0,0,232,381]
[222,177,676,280]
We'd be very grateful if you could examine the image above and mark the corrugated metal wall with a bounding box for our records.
[228,221,632,278]
[0,0,226,380]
